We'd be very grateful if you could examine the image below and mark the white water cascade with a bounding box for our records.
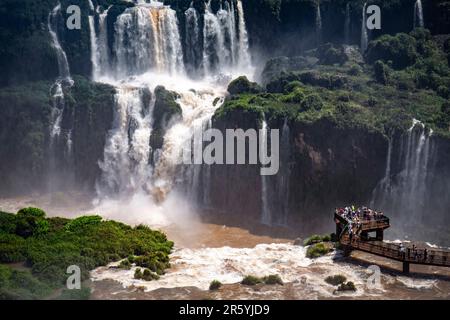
[185,3,200,75]
[90,1,253,226]
[48,3,72,82]
[371,120,435,222]
[260,120,271,225]
[113,4,185,78]
[360,3,368,53]
[344,3,351,44]
[236,0,251,69]
[315,2,322,44]
[414,0,424,28]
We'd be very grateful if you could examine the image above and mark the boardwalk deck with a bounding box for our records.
[335,211,450,273]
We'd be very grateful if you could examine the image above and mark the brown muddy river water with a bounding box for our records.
[1,194,450,300]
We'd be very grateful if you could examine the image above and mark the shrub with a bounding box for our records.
[241,275,263,286]
[325,275,347,286]
[209,280,222,290]
[262,274,283,285]
[284,81,303,93]
[17,208,46,219]
[303,234,331,246]
[119,259,131,270]
[134,268,143,280]
[300,94,324,112]
[306,243,332,258]
[337,281,356,292]
[64,215,102,232]
[15,208,49,238]
[373,60,391,85]
[348,64,363,76]
[282,88,305,103]
[227,76,262,95]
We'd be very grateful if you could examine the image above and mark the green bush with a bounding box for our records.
[64,215,102,232]
[262,274,283,285]
[134,268,143,280]
[228,76,262,95]
[241,275,263,286]
[303,234,331,246]
[374,60,391,85]
[119,259,131,270]
[282,88,305,103]
[300,94,324,112]
[325,275,347,286]
[209,280,222,290]
[348,64,363,76]
[306,243,332,258]
[337,281,356,292]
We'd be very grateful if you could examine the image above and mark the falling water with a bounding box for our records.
[414,0,424,28]
[96,87,153,197]
[113,4,184,78]
[371,120,435,221]
[48,3,72,82]
[89,5,112,80]
[260,120,271,225]
[185,3,200,76]
[360,3,368,53]
[315,2,322,44]
[203,1,225,75]
[236,0,251,69]
[344,3,351,44]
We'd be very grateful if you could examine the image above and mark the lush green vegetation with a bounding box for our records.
[336,281,357,292]
[325,274,347,286]
[306,243,333,258]
[303,234,332,246]
[0,208,173,299]
[209,280,222,290]
[241,274,283,286]
[216,28,450,139]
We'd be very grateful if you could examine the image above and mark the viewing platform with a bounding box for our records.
[334,208,450,273]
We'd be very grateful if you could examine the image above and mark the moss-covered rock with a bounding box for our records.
[227,76,263,95]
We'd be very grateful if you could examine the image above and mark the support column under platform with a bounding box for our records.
[402,261,410,274]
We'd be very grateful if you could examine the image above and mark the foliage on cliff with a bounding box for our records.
[0,208,173,299]
[217,28,450,138]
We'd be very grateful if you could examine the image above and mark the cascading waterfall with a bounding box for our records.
[360,3,368,53]
[89,3,113,81]
[344,3,351,44]
[113,4,184,78]
[260,120,271,225]
[48,3,72,83]
[315,2,322,44]
[371,120,435,222]
[203,1,226,75]
[97,87,153,197]
[236,0,251,70]
[414,0,424,28]
[93,0,253,224]
[185,3,201,76]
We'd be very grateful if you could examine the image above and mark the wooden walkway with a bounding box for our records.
[335,212,450,273]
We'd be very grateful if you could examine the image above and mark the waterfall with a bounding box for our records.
[48,3,72,82]
[88,15,99,80]
[97,87,153,197]
[93,1,253,222]
[236,0,251,69]
[414,0,424,28]
[360,3,368,53]
[260,120,271,225]
[315,2,322,44]
[88,0,95,12]
[371,120,435,222]
[344,3,351,44]
[113,4,184,78]
[202,1,225,75]
[185,3,200,76]
[89,4,113,81]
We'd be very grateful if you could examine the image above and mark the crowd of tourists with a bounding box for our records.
[336,206,385,224]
